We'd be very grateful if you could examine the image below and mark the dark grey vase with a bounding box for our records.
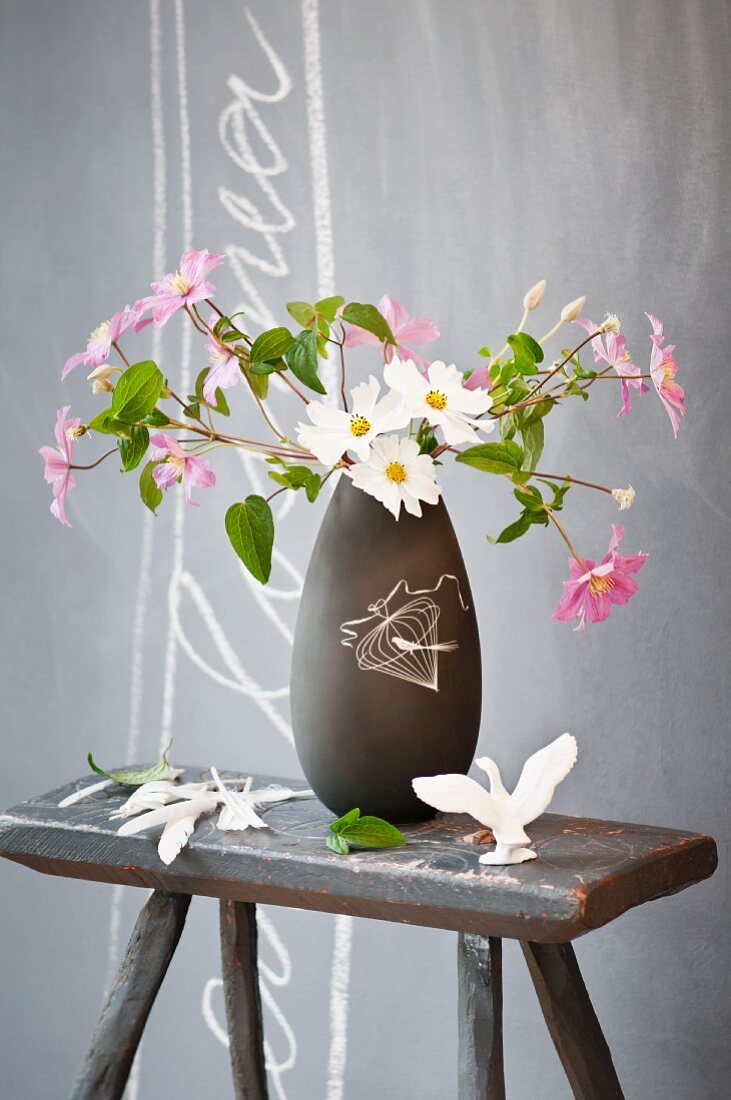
[290,477,482,822]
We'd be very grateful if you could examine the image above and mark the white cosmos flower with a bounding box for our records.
[348,435,441,520]
[383,357,495,446]
[295,375,409,465]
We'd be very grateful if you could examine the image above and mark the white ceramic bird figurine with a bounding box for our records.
[412,732,578,865]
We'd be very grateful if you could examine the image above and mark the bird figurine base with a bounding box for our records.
[479,844,538,865]
[412,732,578,869]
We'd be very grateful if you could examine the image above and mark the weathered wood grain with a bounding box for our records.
[521,940,624,1099]
[220,900,269,1100]
[0,769,718,943]
[458,934,505,1099]
[70,890,190,1100]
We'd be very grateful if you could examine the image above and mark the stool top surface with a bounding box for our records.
[0,768,717,942]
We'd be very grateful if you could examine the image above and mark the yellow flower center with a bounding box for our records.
[89,320,110,342]
[350,414,372,437]
[168,454,186,472]
[385,461,407,484]
[169,272,192,295]
[661,351,676,384]
[425,390,447,411]
[589,573,614,597]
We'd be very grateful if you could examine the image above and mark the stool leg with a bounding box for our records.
[220,899,269,1100]
[71,889,191,1100]
[458,933,505,1099]
[521,941,624,1099]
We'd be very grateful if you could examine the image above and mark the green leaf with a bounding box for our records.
[286,301,316,328]
[212,388,230,416]
[315,295,345,322]
[144,408,171,427]
[500,411,519,442]
[331,808,361,834]
[326,833,350,855]
[418,427,438,455]
[250,327,295,366]
[248,358,287,376]
[117,425,149,472]
[340,816,406,849]
[341,302,396,345]
[244,363,269,400]
[330,807,405,849]
[521,419,545,472]
[538,479,571,511]
[267,464,321,501]
[87,408,115,434]
[139,460,163,514]
[565,380,590,401]
[286,329,326,395]
[487,512,532,544]
[305,473,321,502]
[214,315,246,341]
[456,440,524,475]
[111,361,164,423]
[183,401,201,420]
[514,484,544,511]
[225,496,274,584]
[478,346,492,358]
[87,743,178,787]
[507,332,544,375]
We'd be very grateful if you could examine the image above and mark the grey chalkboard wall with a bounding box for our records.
[1,1,729,1097]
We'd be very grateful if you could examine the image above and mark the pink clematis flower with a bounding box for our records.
[344,294,440,368]
[646,314,685,437]
[464,365,492,392]
[574,317,648,417]
[150,433,216,506]
[39,406,81,526]
[553,525,648,632]
[62,305,140,379]
[137,248,224,328]
[202,315,240,404]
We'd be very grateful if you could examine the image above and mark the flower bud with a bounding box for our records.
[611,485,635,511]
[87,364,116,394]
[560,295,587,323]
[523,279,547,311]
[599,312,621,334]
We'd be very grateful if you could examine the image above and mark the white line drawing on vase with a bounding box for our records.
[340,575,468,692]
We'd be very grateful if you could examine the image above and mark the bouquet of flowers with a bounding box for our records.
[42,249,684,632]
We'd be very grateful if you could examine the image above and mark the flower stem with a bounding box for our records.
[112,341,131,368]
[490,307,530,365]
[528,329,601,397]
[184,304,208,336]
[533,472,612,495]
[338,327,348,412]
[70,448,117,471]
[276,371,309,404]
[544,506,585,567]
[538,318,564,344]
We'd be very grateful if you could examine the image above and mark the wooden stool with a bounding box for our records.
[0,769,717,1099]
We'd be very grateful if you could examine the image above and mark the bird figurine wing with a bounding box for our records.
[509,732,578,825]
[412,774,504,829]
